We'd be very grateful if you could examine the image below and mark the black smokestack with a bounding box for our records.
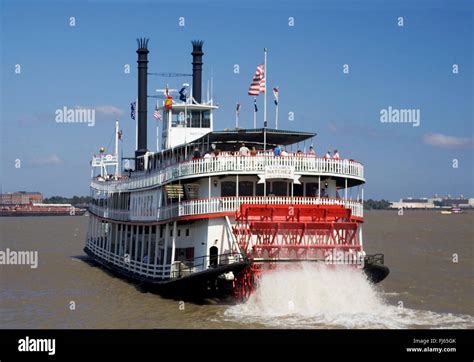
[136,38,149,161]
[191,40,204,104]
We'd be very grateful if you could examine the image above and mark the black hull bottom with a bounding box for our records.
[84,248,389,300]
[363,254,390,283]
[83,247,250,300]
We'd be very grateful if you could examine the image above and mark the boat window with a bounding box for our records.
[186,228,190,237]
[239,181,254,196]
[171,111,182,127]
[293,183,304,197]
[202,111,210,128]
[191,112,200,127]
[221,181,236,197]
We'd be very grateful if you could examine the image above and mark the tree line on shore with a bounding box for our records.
[363,199,392,210]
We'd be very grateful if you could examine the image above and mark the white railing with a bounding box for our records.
[90,156,364,192]
[89,196,363,222]
[86,240,172,279]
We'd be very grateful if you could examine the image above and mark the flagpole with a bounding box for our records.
[156,101,159,152]
[253,97,257,128]
[275,93,279,129]
[263,48,268,197]
[135,98,138,150]
[235,104,239,128]
[263,48,267,129]
[184,99,187,158]
[115,120,120,177]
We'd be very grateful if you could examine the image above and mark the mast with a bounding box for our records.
[115,120,120,176]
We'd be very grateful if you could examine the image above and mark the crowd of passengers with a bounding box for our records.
[95,144,344,181]
[192,143,341,160]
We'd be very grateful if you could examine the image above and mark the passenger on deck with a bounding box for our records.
[333,149,340,159]
[273,145,281,156]
[250,146,257,156]
[281,148,289,156]
[239,143,250,156]
[193,147,201,159]
[324,150,331,159]
[203,152,212,159]
[309,146,316,155]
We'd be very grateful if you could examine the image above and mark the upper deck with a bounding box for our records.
[91,128,364,193]
[91,152,364,193]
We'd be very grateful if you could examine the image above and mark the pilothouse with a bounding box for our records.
[84,38,389,299]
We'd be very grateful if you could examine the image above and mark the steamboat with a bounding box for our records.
[84,38,389,299]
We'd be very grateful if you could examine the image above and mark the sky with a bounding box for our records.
[0,0,473,200]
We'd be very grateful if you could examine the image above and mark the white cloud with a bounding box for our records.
[94,105,124,116]
[74,105,124,117]
[423,133,473,148]
[29,154,64,166]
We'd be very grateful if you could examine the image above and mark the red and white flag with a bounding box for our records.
[153,107,162,120]
[248,64,265,96]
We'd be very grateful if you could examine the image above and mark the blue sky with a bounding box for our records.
[1,0,472,199]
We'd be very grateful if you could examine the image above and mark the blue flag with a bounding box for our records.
[179,87,187,102]
[130,101,136,120]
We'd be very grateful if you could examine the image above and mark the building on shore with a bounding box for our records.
[0,192,43,205]
[390,196,474,209]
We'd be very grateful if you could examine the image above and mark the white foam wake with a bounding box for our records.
[223,263,474,329]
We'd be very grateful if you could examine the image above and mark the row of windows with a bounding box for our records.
[170,110,211,128]
[221,181,325,197]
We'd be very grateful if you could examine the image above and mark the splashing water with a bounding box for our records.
[223,263,474,329]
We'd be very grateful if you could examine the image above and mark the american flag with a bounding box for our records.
[248,64,265,96]
[153,107,162,120]
[273,87,279,105]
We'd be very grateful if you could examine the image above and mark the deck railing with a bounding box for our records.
[91,155,364,192]
[89,196,364,222]
[86,239,172,279]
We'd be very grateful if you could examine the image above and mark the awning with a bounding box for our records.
[189,128,316,151]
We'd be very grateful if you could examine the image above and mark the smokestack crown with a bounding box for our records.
[137,38,149,52]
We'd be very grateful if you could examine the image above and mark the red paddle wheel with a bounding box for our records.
[232,203,363,300]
